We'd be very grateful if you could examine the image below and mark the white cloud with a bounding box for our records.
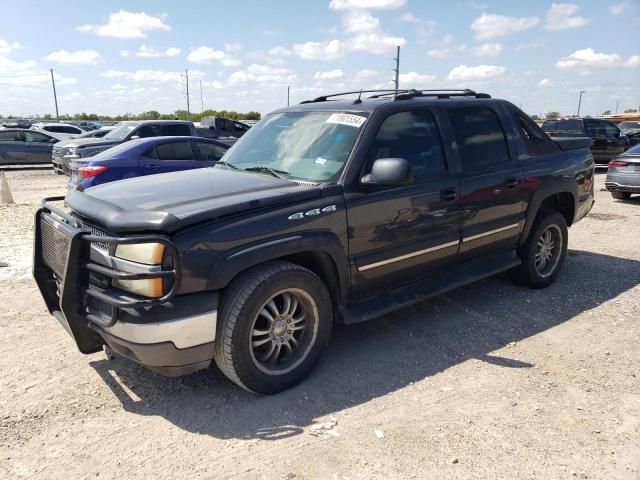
[99,69,184,82]
[135,45,181,58]
[351,32,406,53]
[427,36,466,58]
[293,39,347,60]
[356,68,378,78]
[447,64,506,81]
[329,0,405,10]
[537,78,569,88]
[224,42,242,53]
[544,3,589,30]
[467,1,488,9]
[399,71,437,88]
[228,64,296,85]
[473,43,504,57]
[343,10,380,33]
[399,12,421,23]
[269,46,293,56]
[609,1,630,15]
[201,80,224,89]
[45,49,103,65]
[111,83,127,90]
[471,13,539,40]
[187,46,240,66]
[76,10,170,38]
[120,49,130,57]
[555,48,639,75]
[313,69,344,80]
[515,39,547,52]
[0,38,21,55]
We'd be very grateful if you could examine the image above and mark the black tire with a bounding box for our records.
[213,261,333,394]
[509,210,568,289]
[611,191,631,200]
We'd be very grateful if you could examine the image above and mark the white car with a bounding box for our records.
[31,122,84,140]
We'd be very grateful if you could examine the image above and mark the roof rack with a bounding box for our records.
[299,88,490,104]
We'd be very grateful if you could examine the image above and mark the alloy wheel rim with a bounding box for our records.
[249,288,319,375]
[534,225,562,277]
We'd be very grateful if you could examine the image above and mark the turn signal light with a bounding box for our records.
[608,160,628,167]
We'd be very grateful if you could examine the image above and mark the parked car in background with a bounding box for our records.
[76,121,102,131]
[618,121,640,146]
[34,89,595,392]
[31,122,84,140]
[605,143,640,200]
[542,118,627,164]
[71,126,115,139]
[0,128,61,165]
[52,120,198,175]
[68,136,230,189]
[198,116,251,139]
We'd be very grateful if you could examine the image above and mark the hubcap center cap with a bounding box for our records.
[273,320,288,337]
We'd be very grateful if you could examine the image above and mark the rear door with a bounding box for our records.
[140,140,200,175]
[23,131,55,163]
[447,105,524,262]
[163,124,193,136]
[0,130,27,164]
[345,108,461,296]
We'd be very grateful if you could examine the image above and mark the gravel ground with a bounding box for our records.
[0,169,639,480]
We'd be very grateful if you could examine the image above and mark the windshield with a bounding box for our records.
[541,119,585,134]
[104,122,137,141]
[620,122,640,131]
[221,111,368,182]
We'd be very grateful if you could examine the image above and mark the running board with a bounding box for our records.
[340,252,521,324]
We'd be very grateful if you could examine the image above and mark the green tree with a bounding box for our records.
[602,110,612,116]
[545,111,560,120]
[624,109,638,113]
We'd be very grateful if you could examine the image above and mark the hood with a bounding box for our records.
[56,137,120,149]
[65,167,322,233]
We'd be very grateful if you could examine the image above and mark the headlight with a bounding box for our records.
[112,242,167,298]
[65,147,79,157]
[115,242,165,265]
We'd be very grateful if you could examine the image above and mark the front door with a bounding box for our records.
[344,109,460,297]
[446,105,524,262]
[23,131,55,164]
[584,119,608,163]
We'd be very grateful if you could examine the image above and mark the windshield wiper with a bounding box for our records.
[215,160,239,170]
[243,166,289,179]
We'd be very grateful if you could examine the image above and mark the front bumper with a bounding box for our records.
[34,197,218,376]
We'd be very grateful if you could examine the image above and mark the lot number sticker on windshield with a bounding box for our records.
[326,113,366,128]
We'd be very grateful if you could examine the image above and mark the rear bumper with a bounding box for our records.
[33,198,217,376]
[605,182,640,193]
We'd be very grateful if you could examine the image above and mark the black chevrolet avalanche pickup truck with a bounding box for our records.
[34,89,595,394]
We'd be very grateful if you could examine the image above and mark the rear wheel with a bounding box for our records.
[611,191,631,200]
[213,261,332,394]
[509,210,568,289]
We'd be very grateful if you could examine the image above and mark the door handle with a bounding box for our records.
[504,177,519,189]
[440,187,458,202]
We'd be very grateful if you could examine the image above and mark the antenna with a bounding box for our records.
[354,89,363,104]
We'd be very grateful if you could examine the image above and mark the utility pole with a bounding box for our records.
[199,79,204,112]
[393,46,400,90]
[577,90,585,116]
[50,68,59,122]
[287,85,290,106]
[615,100,619,114]
[183,68,191,121]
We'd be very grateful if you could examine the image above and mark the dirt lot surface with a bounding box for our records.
[1,169,639,480]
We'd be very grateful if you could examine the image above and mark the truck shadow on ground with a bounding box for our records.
[90,249,640,441]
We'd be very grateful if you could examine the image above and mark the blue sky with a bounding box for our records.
[0,0,638,117]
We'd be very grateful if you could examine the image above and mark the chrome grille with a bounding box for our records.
[79,221,111,252]
[41,218,71,278]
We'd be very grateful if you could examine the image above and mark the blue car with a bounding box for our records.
[69,136,231,189]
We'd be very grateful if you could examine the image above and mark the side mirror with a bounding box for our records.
[129,135,140,140]
[361,158,413,186]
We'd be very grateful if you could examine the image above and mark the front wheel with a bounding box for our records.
[509,210,568,289]
[213,261,333,394]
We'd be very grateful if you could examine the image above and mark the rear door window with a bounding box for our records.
[136,125,164,138]
[24,131,53,143]
[154,141,195,160]
[604,122,620,137]
[585,120,606,137]
[163,124,192,136]
[448,106,510,172]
